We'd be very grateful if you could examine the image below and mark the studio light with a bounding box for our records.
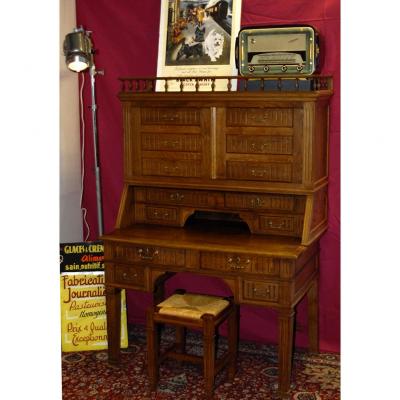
[63,27,92,72]
[63,27,104,237]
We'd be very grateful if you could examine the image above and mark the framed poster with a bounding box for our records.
[156,0,242,91]
[60,242,128,352]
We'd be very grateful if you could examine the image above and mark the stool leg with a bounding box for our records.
[202,314,215,399]
[227,304,239,381]
[146,307,159,391]
[175,326,186,353]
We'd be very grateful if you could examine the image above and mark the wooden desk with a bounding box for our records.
[102,221,319,398]
[102,76,331,398]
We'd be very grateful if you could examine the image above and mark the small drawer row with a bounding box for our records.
[135,187,305,213]
[106,262,280,304]
[134,203,303,237]
[105,243,294,277]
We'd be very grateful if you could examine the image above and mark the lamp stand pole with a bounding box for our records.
[89,64,104,237]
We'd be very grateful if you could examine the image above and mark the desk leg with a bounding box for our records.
[278,308,295,398]
[105,286,121,364]
[308,276,319,353]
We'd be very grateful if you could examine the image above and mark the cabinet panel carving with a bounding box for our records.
[141,108,200,125]
[141,133,203,152]
[226,135,293,155]
[226,108,293,127]
[142,159,203,178]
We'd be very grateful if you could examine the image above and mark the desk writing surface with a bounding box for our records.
[102,221,307,258]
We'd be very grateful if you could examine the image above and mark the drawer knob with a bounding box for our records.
[137,247,159,260]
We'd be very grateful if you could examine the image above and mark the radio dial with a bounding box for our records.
[263,65,270,72]
[248,66,255,72]
[281,65,288,72]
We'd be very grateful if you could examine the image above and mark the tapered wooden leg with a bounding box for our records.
[175,326,186,353]
[202,314,215,399]
[308,275,319,353]
[146,307,159,391]
[227,304,239,380]
[105,286,121,364]
[278,308,295,398]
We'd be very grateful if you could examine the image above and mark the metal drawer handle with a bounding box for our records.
[164,166,180,172]
[253,287,270,294]
[137,247,159,260]
[268,221,285,229]
[169,192,185,201]
[249,143,267,152]
[162,140,179,147]
[227,256,250,270]
[122,272,137,279]
[152,210,170,218]
[251,168,267,177]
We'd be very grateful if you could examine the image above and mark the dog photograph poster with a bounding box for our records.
[156,0,242,91]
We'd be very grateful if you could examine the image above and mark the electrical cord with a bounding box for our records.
[79,73,90,241]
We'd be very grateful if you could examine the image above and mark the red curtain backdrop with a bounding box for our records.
[76,0,340,353]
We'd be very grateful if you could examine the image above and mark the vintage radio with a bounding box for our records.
[236,25,320,76]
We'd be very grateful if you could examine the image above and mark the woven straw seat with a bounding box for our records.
[146,290,239,399]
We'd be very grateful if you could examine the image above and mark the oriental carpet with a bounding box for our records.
[62,325,340,400]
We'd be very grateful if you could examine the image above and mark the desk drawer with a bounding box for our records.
[109,244,185,267]
[225,193,297,212]
[108,263,145,289]
[227,161,293,183]
[242,280,279,303]
[259,214,303,236]
[134,204,180,225]
[137,187,218,208]
[200,252,280,276]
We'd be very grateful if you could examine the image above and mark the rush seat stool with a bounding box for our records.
[146,291,239,399]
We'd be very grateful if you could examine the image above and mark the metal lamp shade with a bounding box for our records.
[63,30,92,72]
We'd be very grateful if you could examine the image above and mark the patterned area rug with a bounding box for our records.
[62,325,340,400]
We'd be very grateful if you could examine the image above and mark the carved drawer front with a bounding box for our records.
[242,280,279,303]
[145,205,178,222]
[110,244,185,267]
[226,135,293,155]
[200,252,255,272]
[259,215,303,236]
[142,158,203,178]
[226,108,293,127]
[141,107,200,126]
[134,204,180,225]
[141,133,202,152]
[112,264,145,288]
[225,193,296,212]
[141,188,217,208]
[227,161,293,182]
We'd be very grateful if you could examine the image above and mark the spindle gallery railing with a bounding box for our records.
[118,75,332,93]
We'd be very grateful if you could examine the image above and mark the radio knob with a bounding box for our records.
[263,65,269,72]
[248,66,255,72]
[296,65,303,71]
[281,65,288,72]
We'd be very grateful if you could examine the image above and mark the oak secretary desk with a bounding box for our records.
[101,76,333,398]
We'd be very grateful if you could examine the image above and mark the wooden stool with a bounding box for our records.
[146,291,239,399]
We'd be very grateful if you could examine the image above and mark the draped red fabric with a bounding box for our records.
[76,0,340,353]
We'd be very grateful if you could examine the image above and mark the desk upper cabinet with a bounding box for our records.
[117,77,332,245]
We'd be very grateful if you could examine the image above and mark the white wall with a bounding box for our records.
[60,0,83,242]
